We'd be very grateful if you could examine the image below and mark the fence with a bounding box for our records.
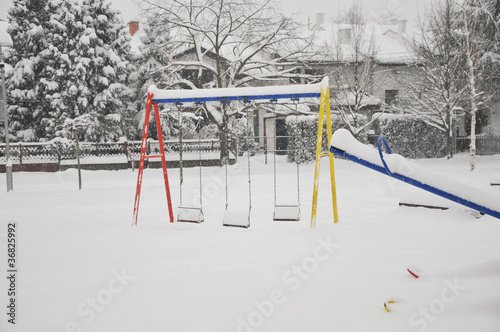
[455,136,500,156]
[3,135,498,167]
[0,139,221,164]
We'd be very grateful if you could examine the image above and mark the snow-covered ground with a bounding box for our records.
[1,153,500,332]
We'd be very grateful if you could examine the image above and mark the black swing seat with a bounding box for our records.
[273,204,301,221]
[177,206,204,223]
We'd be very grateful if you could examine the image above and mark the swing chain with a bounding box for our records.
[194,100,204,208]
[294,103,301,206]
[247,108,252,216]
[176,101,184,206]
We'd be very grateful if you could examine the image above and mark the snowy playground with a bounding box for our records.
[1,150,500,331]
[1,81,500,332]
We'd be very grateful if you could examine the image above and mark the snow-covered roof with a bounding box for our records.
[131,13,418,84]
[310,20,416,64]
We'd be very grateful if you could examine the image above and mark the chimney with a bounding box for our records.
[311,13,325,31]
[339,28,351,44]
[316,13,325,27]
[128,21,139,37]
[397,19,407,34]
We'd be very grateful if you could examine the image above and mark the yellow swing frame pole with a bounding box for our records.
[310,82,338,228]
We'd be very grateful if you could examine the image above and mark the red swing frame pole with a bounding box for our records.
[153,101,174,223]
[132,93,174,226]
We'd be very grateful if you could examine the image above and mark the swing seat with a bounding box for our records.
[223,209,250,228]
[273,204,301,221]
[177,206,204,223]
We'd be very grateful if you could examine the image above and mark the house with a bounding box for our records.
[129,14,499,155]
[290,17,417,110]
[266,16,421,145]
[129,15,423,150]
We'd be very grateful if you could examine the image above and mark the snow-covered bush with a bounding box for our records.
[198,124,219,139]
[376,114,447,159]
[285,113,369,163]
[284,111,448,161]
[48,137,76,160]
[285,115,318,163]
[230,117,257,155]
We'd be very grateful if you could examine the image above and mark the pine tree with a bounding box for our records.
[6,0,50,141]
[39,0,84,139]
[6,0,133,142]
[73,0,132,141]
[129,20,180,140]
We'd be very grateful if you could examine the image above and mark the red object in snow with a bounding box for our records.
[132,93,174,226]
[407,267,419,278]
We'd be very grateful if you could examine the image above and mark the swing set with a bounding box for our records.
[175,102,205,223]
[132,77,338,228]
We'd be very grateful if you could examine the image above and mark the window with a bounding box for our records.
[180,69,213,88]
[385,90,398,106]
[305,69,323,83]
[289,69,301,84]
[465,109,488,135]
[289,68,323,84]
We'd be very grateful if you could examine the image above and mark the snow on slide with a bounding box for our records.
[330,129,500,219]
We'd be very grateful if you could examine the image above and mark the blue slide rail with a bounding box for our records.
[330,137,500,220]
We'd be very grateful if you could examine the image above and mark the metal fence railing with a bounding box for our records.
[455,136,500,156]
[4,135,498,165]
[0,139,221,164]
[0,142,60,163]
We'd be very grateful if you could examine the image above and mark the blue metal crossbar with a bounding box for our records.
[153,92,321,104]
[330,142,500,220]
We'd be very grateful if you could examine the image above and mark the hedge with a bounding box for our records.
[284,113,448,162]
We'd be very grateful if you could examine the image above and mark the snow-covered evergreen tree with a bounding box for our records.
[129,19,180,140]
[6,0,133,142]
[38,0,84,139]
[6,0,50,141]
[69,0,132,141]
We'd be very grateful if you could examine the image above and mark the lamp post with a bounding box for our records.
[1,29,13,192]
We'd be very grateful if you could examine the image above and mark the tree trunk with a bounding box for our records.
[74,128,82,190]
[468,59,477,172]
[470,108,477,171]
[446,128,454,159]
[445,105,454,159]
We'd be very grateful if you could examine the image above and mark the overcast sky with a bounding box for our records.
[0,0,428,26]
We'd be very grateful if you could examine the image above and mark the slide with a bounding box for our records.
[329,129,500,220]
